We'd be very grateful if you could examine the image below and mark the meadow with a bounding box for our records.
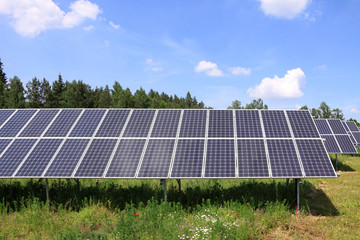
[0,154,359,239]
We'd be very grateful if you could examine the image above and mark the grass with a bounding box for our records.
[0,154,359,239]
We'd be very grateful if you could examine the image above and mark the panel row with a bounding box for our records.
[0,109,321,139]
[0,138,336,178]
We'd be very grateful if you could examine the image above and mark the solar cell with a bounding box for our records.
[106,139,146,178]
[296,140,336,177]
[171,139,204,178]
[151,110,181,137]
[261,110,291,138]
[346,121,360,132]
[205,139,235,177]
[44,109,82,137]
[235,110,263,138]
[44,139,89,177]
[69,109,106,137]
[335,135,357,153]
[75,139,117,177]
[314,119,332,134]
[20,109,59,137]
[0,109,15,126]
[123,109,155,137]
[179,110,207,138]
[348,133,357,144]
[16,139,62,177]
[321,135,341,153]
[96,109,130,137]
[342,121,350,132]
[0,139,12,156]
[287,111,319,138]
[208,110,234,138]
[0,139,37,177]
[328,119,347,134]
[267,139,302,177]
[0,109,37,137]
[137,139,175,178]
[237,139,268,177]
[351,132,360,144]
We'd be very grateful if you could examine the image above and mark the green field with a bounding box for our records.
[0,154,359,239]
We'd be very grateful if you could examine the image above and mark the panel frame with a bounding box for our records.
[167,110,184,178]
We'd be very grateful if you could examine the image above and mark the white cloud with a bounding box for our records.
[314,64,326,71]
[195,60,224,77]
[350,108,360,114]
[247,68,306,99]
[83,25,94,31]
[229,66,251,76]
[0,0,101,37]
[259,0,311,19]
[151,67,163,72]
[145,58,163,72]
[109,21,120,29]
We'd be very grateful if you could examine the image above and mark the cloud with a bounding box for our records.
[0,0,101,37]
[109,21,120,29]
[350,108,360,114]
[313,64,326,71]
[151,67,163,72]
[145,58,163,72]
[195,60,224,77]
[229,66,251,76]
[83,25,94,31]
[258,0,311,19]
[247,68,306,99]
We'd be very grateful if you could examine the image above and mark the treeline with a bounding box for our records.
[299,102,344,120]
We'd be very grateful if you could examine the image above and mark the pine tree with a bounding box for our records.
[26,77,42,108]
[41,78,54,108]
[52,74,65,107]
[6,76,25,108]
[0,58,6,84]
[133,88,150,108]
[111,82,134,108]
[97,85,112,108]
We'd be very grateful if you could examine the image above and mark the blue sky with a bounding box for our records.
[0,0,359,119]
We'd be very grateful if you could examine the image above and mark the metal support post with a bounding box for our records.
[160,179,167,201]
[295,179,301,215]
[286,178,289,188]
[45,179,50,208]
[176,179,181,192]
[335,154,338,171]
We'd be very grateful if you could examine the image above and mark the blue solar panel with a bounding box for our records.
[0,110,15,126]
[296,140,336,177]
[44,139,89,177]
[0,139,12,156]
[328,119,347,134]
[0,110,37,137]
[346,121,360,132]
[261,111,291,138]
[16,139,62,177]
[314,119,332,134]
[238,139,269,177]
[96,109,130,137]
[287,111,319,138]
[70,109,106,137]
[151,110,181,137]
[44,109,82,137]
[267,139,302,177]
[335,135,357,153]
[236,110,262,138]
[348,133,357,144]
[321,135,341,153]
[123,109,155,137]
[105,139,146,178]
[137,139,175,178]
[179,110,207,138]
[0,139,37,177]
[74,139,117,177]
[342,121,350,132]
[20,109,59,137]
[352,132,360,144]
[171,139,204,178]
[205,139,235,177]
[208,110,234,138]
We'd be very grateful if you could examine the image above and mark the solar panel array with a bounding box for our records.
[345,121,360,145]
[314,119,357,154]
[0,109,336,179]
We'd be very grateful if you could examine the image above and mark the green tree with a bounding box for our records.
[348,118,360,127]
[0,81,6,108]
[41,78,54,108]
[26,77,42,108]
[133,88,150,108]
[330,108,344,120]
[311,108,321,118]
[61,80,92,108]
[185,92,193,108]
[111,82,134,108]
[97,85,112,108]
[0,58,6,84]
[6,76,25,108]
[52,74,65,107]
[299,105,308,110]
[319,102,331,118]
[227,100,243,109]
[245,98,268,109]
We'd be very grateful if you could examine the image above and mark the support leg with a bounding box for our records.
[176,179,181,192]
[335,154,338,171]
[286,178,289,188]
[45,179,50,208]
[160,179,167,201]
[295,179,301,215]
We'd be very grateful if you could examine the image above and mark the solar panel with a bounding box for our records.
[0,109,37,137]
[74,139,117,177]
[96,109,130,137]
[208,110,233,138]
[20,109,59,137]
[179,110,207,138]
[261,110,291,138]
[123,109,155,137]
[0,139,12,157]
[335,135,357,153]
[328,119,347,134]
[0,109,15,126]
[69,109,106,137]
[44,109,82,137]
[267,139,302,178]
[296,140,336,177]
[205,139,235,177]
[346,121,360,132]
[342,121,350,132]
[351,132,360,144]
[349,133,357,144]
[15,139,63,177]
[235,110,263,138]
[287,111,319,138]
[106,139,146,178]
[44,139,90,177]
[151,110,181,138]
[321,135,341,153]
[0,139,37,177]
[314,119,332,134]
[237,139,269,177]
[171,139,204,178]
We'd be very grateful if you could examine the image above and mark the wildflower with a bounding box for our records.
[233,213,236,216]
[246,203,249,206]
[135,212,139,216]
